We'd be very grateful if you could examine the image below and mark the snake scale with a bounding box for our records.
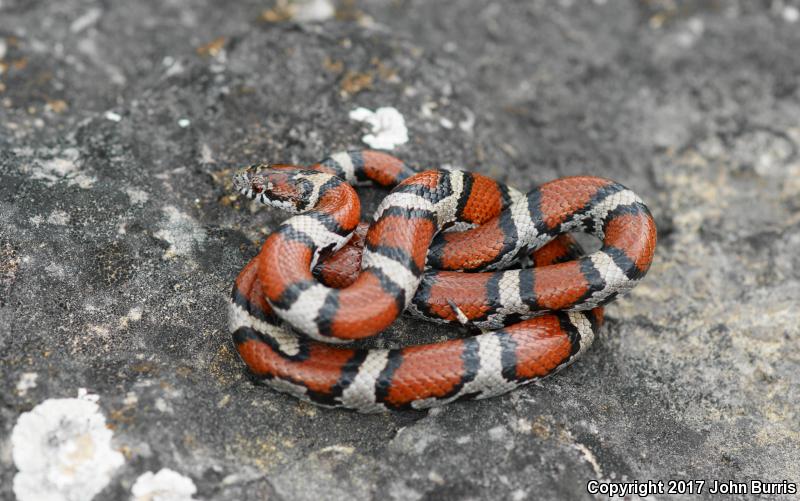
[228,150,656,412]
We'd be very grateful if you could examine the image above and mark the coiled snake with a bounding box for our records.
[228,151,656,412]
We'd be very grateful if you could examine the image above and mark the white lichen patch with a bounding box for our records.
[45,262,67,278]
[288,0,335,22]
[70,7,102,33]
[154,206,206,259]
[163,56,185,77]
[459,108,475,133]
[783,5,799,23]
[87,324,111,338]
[126,187,150,205]
[676,18,705,48]
[317,444,355,455]
[119,306,142,329]
[47,210,71,225]
[26,148,96,189]
[199,143,214,164]
[487,424,508,441]
[127,306,143,322]
[131,468,197,501]
[123,391,139,406]
[29,215,44,227]
[349,107,409,150]
[154,397,173,414]
[11,393,124,501]
[16,372,38,396]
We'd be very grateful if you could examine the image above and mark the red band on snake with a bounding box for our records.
[228,150,656,412]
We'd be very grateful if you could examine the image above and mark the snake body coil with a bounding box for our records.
[229,151,656,412]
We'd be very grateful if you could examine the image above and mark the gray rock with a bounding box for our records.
[2,1,798,499]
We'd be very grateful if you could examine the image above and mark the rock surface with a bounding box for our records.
[2,1,799,499]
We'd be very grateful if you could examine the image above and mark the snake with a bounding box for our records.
[228,150,657,412]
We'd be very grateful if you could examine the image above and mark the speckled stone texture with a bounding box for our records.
[1,1,799,500]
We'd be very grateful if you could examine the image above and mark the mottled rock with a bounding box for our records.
[1,1,798,500]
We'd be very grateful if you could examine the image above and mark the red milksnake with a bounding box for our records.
[228,151,656,412]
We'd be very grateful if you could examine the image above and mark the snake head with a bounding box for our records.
[232,164,318,213]
[232,164,270,199]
